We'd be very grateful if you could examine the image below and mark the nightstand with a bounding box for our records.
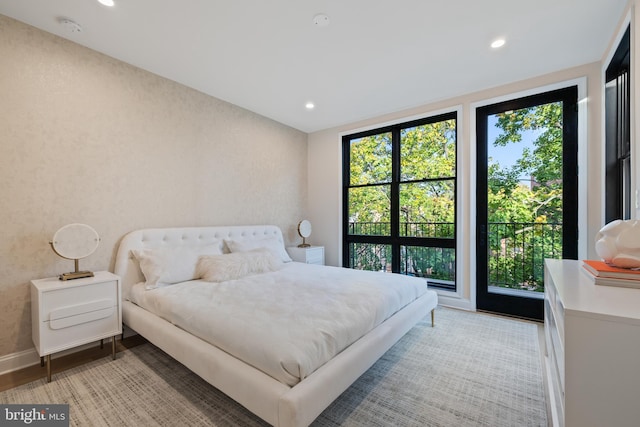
[287,246,325,265]
[31,271,122,382]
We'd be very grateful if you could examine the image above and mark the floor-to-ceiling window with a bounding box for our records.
[342,112,457,290]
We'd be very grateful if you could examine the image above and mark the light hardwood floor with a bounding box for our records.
[0,335,146,392]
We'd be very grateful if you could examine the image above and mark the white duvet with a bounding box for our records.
[129,262,430,386]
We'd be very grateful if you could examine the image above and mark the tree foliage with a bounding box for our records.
[491,103,563,223]
[348,120,456,230]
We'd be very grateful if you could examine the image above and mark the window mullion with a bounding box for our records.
[390,127,401,273]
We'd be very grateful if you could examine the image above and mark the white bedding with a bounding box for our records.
[129,262,429,386]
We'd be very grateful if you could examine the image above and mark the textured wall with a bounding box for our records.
[0,15,307,357]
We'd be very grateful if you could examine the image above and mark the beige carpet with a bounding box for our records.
[1,308,547,426]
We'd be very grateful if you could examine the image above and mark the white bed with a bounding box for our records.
[114,225,438,427]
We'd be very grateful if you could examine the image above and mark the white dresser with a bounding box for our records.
[287,246,325,265]
[544,259,640,427]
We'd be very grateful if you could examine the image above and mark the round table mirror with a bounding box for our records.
[50,223,99,280]
[297,220,312,247]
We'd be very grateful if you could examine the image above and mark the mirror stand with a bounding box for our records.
[49,244,95,281]
[298,236,310,248]
[61,258,94,281]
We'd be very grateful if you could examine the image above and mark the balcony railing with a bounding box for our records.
[348,221,562,292]
[348,221,454,238]
[488,222,562,292]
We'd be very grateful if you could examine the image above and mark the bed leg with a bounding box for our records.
[431,309,435,327]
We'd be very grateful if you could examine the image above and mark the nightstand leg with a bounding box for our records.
[40,356,44,367]
[112,336,116,360]
[46,355,51,383]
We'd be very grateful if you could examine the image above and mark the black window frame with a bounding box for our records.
[342,111,457,291]
[605,25,631,222]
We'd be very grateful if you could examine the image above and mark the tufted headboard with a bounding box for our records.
[114,225,286,298]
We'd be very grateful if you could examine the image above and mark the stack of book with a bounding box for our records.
[582,260,640,289]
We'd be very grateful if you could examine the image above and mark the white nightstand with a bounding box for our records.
[287,246,325,265]
[31,271,122,382]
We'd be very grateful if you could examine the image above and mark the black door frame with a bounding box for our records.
[476,86,579,320]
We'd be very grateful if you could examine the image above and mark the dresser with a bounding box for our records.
[287,246,325,265]
[544,259,640,427]
[31,271,122,382]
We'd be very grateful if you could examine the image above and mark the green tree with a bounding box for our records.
[492,102,563,222]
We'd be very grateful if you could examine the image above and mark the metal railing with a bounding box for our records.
[348,221,562,292]
[348,221,454,238]
[488,222,562,292]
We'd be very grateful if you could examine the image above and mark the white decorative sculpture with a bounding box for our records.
[595,219,640,268]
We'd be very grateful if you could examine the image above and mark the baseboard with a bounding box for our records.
[0,347,39,376]
[0,327,138,376]
[437,294,474,311]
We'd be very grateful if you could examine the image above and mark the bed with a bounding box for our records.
[114,225,438,427]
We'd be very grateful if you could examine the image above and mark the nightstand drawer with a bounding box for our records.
[49,299,114,329]
[41,280,117,316]
[305,247,324,264]
[287,246,325,265]
[39,308,119,355]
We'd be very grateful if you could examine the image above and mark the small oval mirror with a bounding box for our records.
[50,223,99,280]
[51,223,100,260]
[298,220,312,239]
[297,220,312,248]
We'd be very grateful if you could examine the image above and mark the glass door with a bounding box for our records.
[476,87,578,320]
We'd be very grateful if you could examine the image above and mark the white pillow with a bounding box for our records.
[225,236,292,262]
[132,244,222,290]
[197,249,283,282]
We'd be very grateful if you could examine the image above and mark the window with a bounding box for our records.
[605,25,631,222]
[342,112,457,290]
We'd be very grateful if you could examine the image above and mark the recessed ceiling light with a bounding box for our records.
[491,38,506,49]
[98,0,115,6]
[305,102,315,110]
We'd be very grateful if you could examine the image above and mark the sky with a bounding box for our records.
[486,113,541,173]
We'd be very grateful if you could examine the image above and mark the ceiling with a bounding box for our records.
[0,0,629,133]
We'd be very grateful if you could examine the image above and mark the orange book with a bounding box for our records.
[582,260,640,280]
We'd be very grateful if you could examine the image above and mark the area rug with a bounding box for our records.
[0,308,547,426]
